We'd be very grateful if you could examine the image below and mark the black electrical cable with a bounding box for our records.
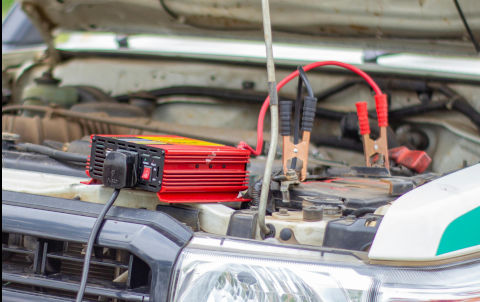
[114,79,479,126]
[298,67,315,98]
[388,100,449,119]
[310,135,364,152]
[114,81,480,129]
[293,69,305,144]
[290,70,304,169]
[315,107,348,120]
[115,86,267,103]
[293,70,303,145]
[453,0,480,53]
[379,84,480,132]
[388,99,480,131]
[451,99,480,132]
[117,82,349,106]
[316,79,363,101]
[14,143,88,163]
[352,207,377,217]
[75,189,121,302]
[290,67,315,169]
[314,78,479,130]
[429,83,480,131]
[343,207,377,217]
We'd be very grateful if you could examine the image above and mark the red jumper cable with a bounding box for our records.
[238,60,390,169]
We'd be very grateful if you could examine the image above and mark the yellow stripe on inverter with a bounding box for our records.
[137,136,223,146]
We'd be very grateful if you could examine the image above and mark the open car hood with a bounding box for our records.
[20,0,480,56]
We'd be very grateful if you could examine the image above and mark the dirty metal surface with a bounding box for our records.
[19,0,480,55]
[2,109,262,147]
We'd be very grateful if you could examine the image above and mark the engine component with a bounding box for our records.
[2,105,260,147]
[2,114,85,144]
[265,208,331,245]
[70,102,147,117]
[323,214,382,251]
[128,92,157,115]
[156,204,200,231]
[302,205,324,221]
[2,132,19,149]
[226,209,258,239]
[395,125,429,150]
[14,142,88,164]
[21,72,78,110]
[2,147,87,177]
[389,146,432,173]
[270,176,401,211]
[87,135,251,203]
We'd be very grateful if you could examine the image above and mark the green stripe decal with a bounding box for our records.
[437,206,480,255]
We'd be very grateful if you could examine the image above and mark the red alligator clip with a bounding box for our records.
[355,94,390,169]
[389,146,432,173]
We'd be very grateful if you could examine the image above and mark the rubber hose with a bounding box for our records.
[15,143,88,163]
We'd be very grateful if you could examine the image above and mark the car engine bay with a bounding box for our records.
[2,0,480,300]
[3,53,480,248]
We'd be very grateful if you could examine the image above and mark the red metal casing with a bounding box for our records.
[87,135,250,203]
[157,138,250,203]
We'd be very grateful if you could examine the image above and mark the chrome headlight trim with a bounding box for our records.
[170,236,480,302]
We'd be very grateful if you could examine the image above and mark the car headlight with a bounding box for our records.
[170,236,480,302]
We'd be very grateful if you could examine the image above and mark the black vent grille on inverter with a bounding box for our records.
[2,232,151,302]
[88,135,164,191]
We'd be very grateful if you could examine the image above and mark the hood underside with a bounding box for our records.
[20,0,480,55]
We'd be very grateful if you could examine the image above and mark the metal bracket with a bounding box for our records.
[279,169,300,203]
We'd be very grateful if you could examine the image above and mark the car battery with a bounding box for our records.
[86,135,250,203]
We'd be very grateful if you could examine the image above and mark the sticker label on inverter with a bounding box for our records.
[115,136,223,146]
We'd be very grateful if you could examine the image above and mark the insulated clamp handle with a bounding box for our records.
[301,96,318,132]
[355,101,370,135]
[279,100,293,136]
[375,94,388,127]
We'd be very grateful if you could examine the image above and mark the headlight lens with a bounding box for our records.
[170,237,480,302]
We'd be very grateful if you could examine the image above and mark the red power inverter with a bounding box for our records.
[86,135,251,203]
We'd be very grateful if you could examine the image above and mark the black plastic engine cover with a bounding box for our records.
[271,177,398,210]
[323,214,383,251]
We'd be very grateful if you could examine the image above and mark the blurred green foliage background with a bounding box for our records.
[3,0,15,19]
